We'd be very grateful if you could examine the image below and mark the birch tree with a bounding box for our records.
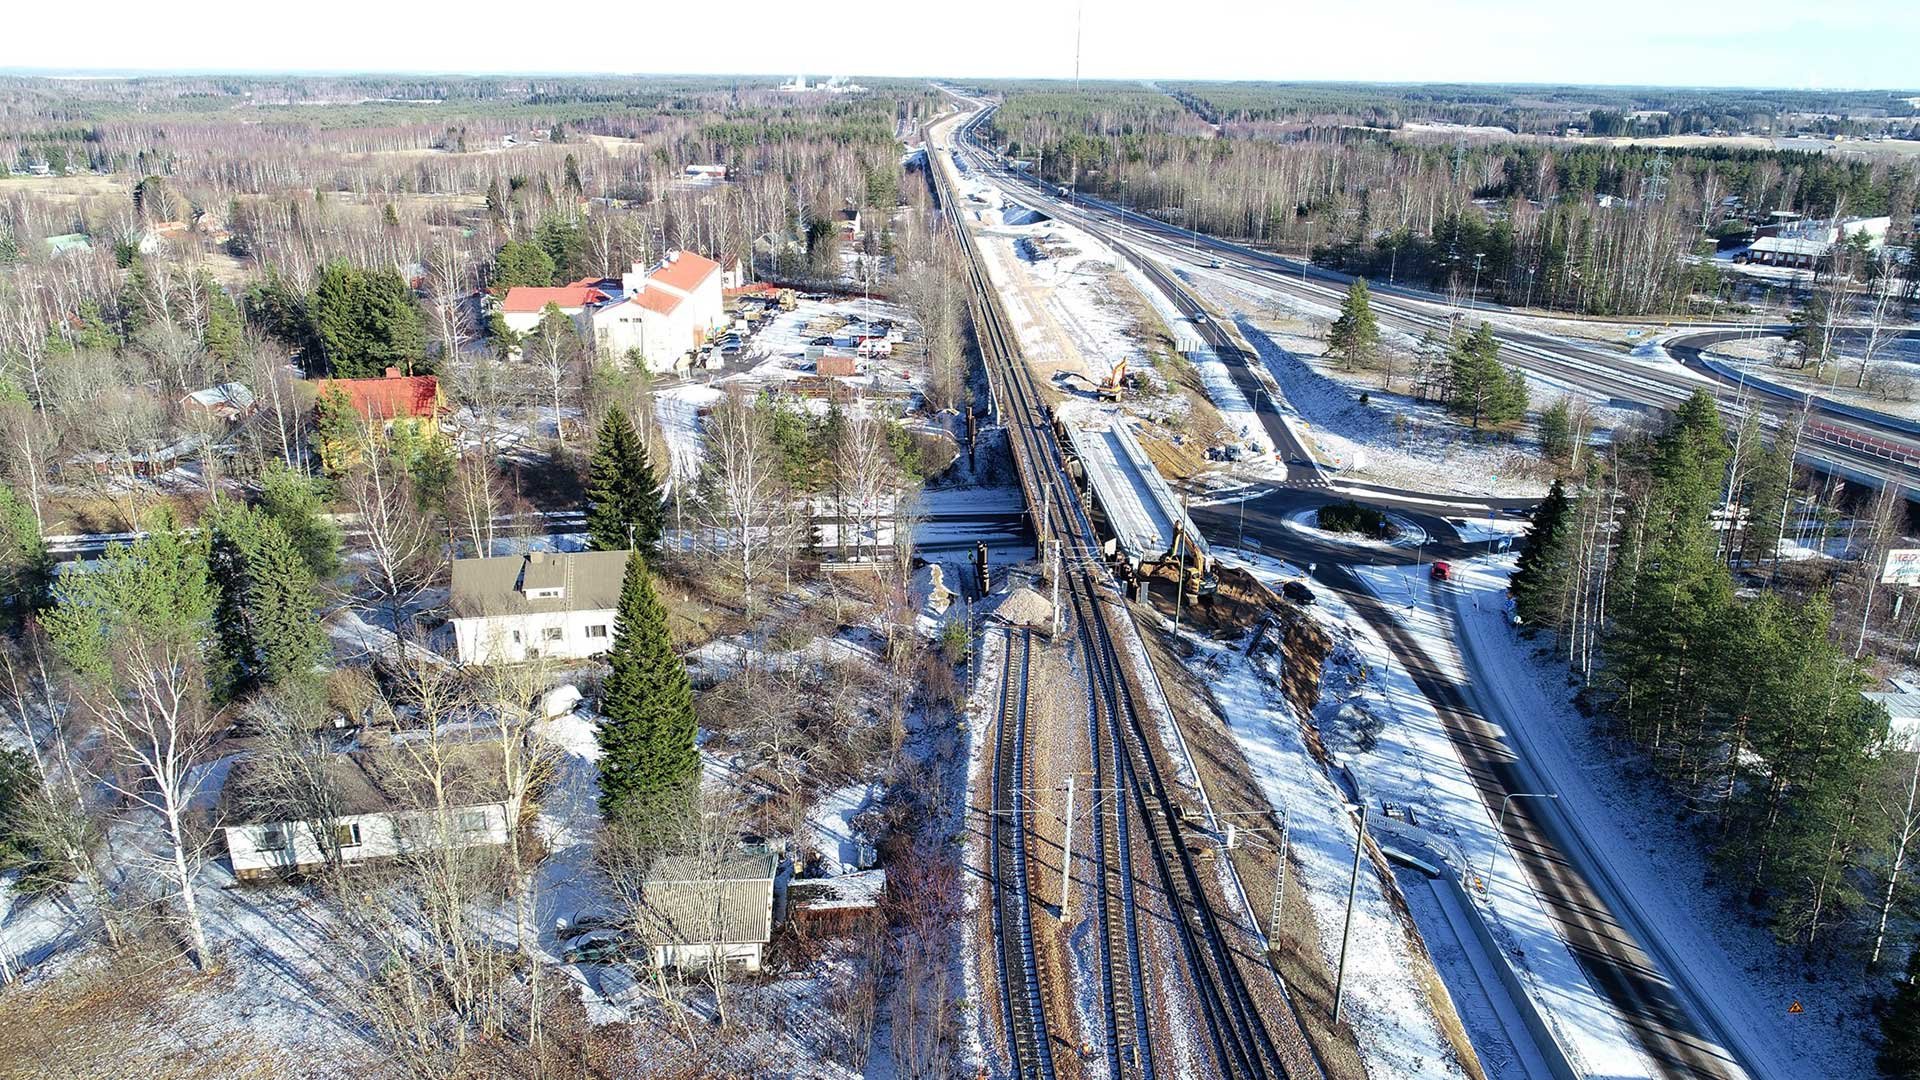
[44,525,221,969]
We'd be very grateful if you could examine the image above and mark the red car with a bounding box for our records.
[1429,560,1452,581]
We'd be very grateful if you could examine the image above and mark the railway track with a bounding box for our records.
[991,627,1055,1080]
[951,101,1920,495]
[934,107,1322,1080]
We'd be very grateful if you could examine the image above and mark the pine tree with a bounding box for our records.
[202,279,244,372]
[1510,479,1573,628]
[1447,322,1526,429]
[493,241,556,289]
[585,410,664,553]
[595,555,698,830]
[1882,950,1920,1079]
[1328,277,1381,373]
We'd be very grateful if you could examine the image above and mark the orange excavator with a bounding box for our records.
[1096,357,1128,401]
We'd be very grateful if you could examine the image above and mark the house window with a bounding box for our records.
[258,826,289,851]
[511,630,523,644]
[336,823,364,848]
[585,624,609,639]
[458,810,489,835]
[543,627,564,642]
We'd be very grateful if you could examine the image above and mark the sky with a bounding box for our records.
[3,0,1914,91]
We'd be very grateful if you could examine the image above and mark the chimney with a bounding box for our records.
[384,367,401,379]
[528,550,546,564]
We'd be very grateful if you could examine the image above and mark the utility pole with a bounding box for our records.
[1470,251,1486,310]
[1333,805,1367,1024]
[1051,539,1063,638]
[1059,772,1077,913]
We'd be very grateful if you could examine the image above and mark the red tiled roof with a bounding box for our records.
[648,250,720,294]
[501,284,607,314]
[319,373,441,420]
[630,287,684,316]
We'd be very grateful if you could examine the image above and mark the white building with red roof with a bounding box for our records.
[591,250,727,373]
[499,278,610,336]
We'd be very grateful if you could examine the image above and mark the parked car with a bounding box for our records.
[1281,580,1316,605]
[563,929,634,965]
[554,910,623,941]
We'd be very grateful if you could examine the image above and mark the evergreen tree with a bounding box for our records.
[1447,322,1527,429]
[493,241,556,289]
[257,464,342,581]
[1538,397,1576,464]
[0,482,51,634]
[203,279,244,371]
[535,216,586,283]
[1882,950,1920,1079]
[207,505,329,693]
[1510,478,1574,629]
[1605,390,1732,757]
[585,410,664,552]
[1788,295,1832,368]
[45,518,219,684]
[312,262,428,378]
[595,555,698,829]
[1328,277,1381,372]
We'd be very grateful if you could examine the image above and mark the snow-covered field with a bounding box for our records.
[1173,272,1553,497]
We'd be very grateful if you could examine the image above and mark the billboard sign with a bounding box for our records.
[1882,548,1920,585]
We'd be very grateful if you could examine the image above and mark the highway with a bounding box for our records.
[944,99,1920,498]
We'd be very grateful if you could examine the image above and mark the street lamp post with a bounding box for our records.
[1485,791,1559,885]
[1470,252,1487,310]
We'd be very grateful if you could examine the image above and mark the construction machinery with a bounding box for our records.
[1095,358,1128,401]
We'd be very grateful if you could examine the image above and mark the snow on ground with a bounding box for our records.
[1444,557,1875,1080]
[806,781,880,875]
[1282,506,1430,551]
[1182,279,1550,496]
[1175,626,1468,1080]
[1703,335,1920,421]
[1394,865,1557,1080]
[1220,549,1657,1079]
[654,383,723,485]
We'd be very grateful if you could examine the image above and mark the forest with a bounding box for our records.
[1508,392,1920,1059]
[983,85,1920,316]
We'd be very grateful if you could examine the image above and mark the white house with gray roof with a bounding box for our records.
[449,549,630,664]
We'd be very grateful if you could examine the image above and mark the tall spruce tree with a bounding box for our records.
[257,464,342,581]
[208,505,329,693]
[585,410,665,553]
[1510,478,1574,629]
[595,554,698,831]
[1328,277,1381,373]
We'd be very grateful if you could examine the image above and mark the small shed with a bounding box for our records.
[638,846,779,971]
[788,868,886,937]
